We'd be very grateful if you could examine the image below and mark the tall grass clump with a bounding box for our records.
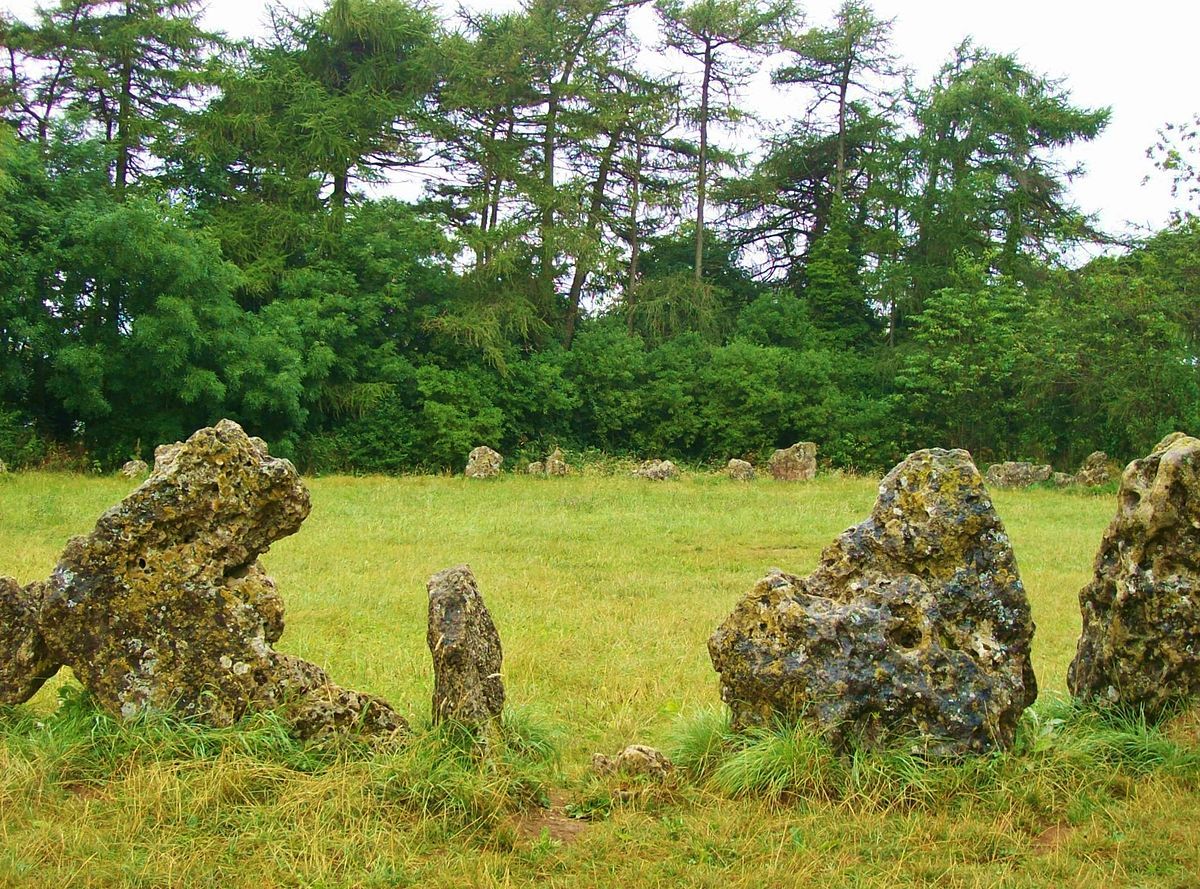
[364,708,561,834]
[669,697,1200,817]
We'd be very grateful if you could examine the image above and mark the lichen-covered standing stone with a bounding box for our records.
[465,446,503,479]
[1074,451,1119,487]
[592,744,673,780]
[119,459,149,478]
[768,442,817,481]
[1068,433,1200,710]
[428,565,504,727]
[38,420,405,737]
[545,447,568,477]
[709,448,1037,756]
[634,459,678,480]
[0,577,58,704]
[727,459,755,481]
[984,461,1052,488]
[526,461,545,475]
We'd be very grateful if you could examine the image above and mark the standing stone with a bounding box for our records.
[768,442,817,481]
[727,459,755,481]
[709,448,1037,756]
[37,420,405,738]
[634,459,678,480]
[1074,451,1119,487]
[0,578,58,705]
[1068,433,1200,711]
[526,461,545,475]
[119,459,149,478]
[1051,472,1074,487]
[545,447,569,477]
[984,462,1053,488]
[428,565,504,727]
[465,446,503,479]
[592,744,674,781]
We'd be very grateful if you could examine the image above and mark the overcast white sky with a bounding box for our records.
[5,0,1197,241]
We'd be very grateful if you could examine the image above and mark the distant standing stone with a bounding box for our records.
[465,446,503,479]
[526,461,545,475]
[727,459,755,481]
[428,565,505,727]
[634,459,678,480]
[1052,472,1074,487]
[119,459,149,478]
[545,447,569,477]
[984,462,1052,488]
[710,448,1037,757]
[1074,451,1119,487]
[768,442,816,481]
[1068,433,1200,711]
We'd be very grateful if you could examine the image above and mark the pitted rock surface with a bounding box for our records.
[465,446,503,479]
[634,459,678,481]
[526,461,545,475]
[0,577,59,704]
[592,744,673,780]
[119,459,149,478]
[428,565,504,727]
[710,448,1037,756]
[37,420,405,738]
[984,461,1052,488]
[1068,433,1200,711]
[1074,451,1119,487]
[727,459,755,481]
[545,448,569,477]
[768,442,816,481]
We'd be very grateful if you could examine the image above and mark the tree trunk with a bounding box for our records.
[113,3,134,201]
[564,131,621,349]
[695,41,712,283]
[835,58,851,200]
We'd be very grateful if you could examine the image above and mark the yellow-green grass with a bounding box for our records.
[2,471,1198,888]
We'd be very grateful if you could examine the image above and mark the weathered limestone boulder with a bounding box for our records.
[984,461,1052,488]
[0,578,58,705]
[1068,433,1200,711]
[119,459,149,478]
[592,744,673,780]
[36,420,406,738]
[634,459,678,481]
[709,448,1037,756]
[1052,472,1074,487]
[768,442,817,481]
[465,446,503,479]
[526,461,545,475]
[545,447,569,477]
[428,565,504,727]
[727,459,755,481]
[1074,451,1120,487]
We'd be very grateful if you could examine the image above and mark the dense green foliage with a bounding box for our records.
[1,0,1196,471]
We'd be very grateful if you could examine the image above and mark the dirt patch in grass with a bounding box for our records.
[512,790,588,845]
[1031,823,1071,854]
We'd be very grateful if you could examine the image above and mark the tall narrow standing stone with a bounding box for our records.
[428,565,504,727]
[1068,433,1200,710]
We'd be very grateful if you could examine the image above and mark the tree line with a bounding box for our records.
[1,0,1197,472]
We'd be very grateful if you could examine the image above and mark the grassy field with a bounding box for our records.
[2,470,1199,887]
